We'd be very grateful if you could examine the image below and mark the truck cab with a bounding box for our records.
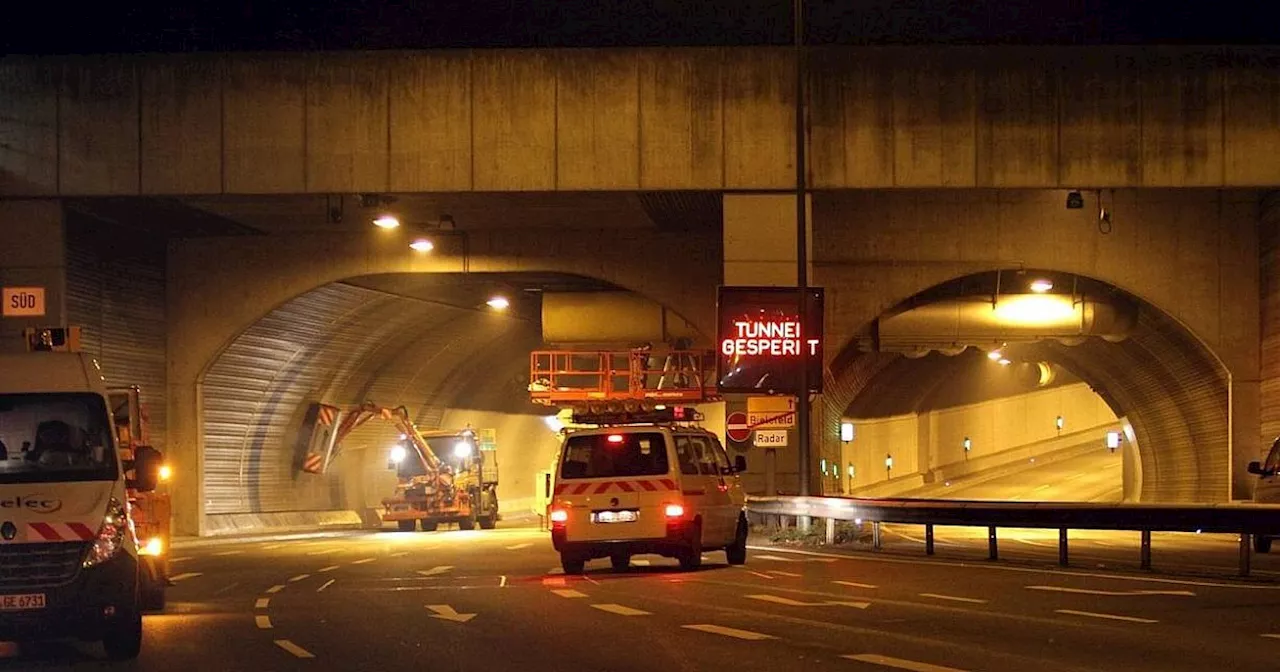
[0,328,163,660]
[1248,437,1280,552]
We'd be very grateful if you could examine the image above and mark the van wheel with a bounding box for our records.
[560,554,585,575]
[726,516,748,566]
[610,553,631,571]
[421,521,438,532]
[678,520,703,571]
[1256,536,1273,553]
[458,515,476,531]
[102,607,142,661]
[397,520,416,532]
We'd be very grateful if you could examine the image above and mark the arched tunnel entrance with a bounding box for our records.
[197,271,700,534]
[828,270,1230,504]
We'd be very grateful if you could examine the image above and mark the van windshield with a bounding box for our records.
[0,393,118,484]
[560,432,669,479]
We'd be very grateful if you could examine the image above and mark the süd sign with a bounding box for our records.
[716,286,824,395]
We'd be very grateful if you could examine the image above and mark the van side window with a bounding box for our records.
[689,436,721,476]
[709,437,733,473]
[674,436,700,476]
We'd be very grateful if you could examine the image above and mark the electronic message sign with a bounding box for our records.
[716,286,824,395]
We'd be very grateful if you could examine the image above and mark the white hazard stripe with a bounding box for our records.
[26,522,97,542]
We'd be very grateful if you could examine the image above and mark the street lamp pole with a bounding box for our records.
[793,0,812,499]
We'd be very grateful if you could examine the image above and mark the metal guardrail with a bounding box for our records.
[747,496,1280,577]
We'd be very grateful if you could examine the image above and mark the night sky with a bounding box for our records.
[4,0,1279,54]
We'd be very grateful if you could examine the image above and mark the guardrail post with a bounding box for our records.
[1140,530,1152,569]
[825,517,836,545]
[1239,533,1252,578]
[988,526,998,561]
[925,524,935,555]
[799,515,812,533]
[872,521,882,550]
[1058,528,1068,567]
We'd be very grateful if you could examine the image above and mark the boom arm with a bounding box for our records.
[330,403,441,472]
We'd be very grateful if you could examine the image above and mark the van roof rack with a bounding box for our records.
[570,406,703,427]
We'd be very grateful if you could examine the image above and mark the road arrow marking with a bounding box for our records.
[418,566,454,577]
[426,604,476,623]
[1027,585,1195,597]
[746,594,870,609]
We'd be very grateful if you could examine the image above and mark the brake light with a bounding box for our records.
[664,504,684,518]
[606,434,624,443]
[550,509,569,524]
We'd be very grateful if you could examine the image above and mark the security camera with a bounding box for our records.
[1066,191,1084,209]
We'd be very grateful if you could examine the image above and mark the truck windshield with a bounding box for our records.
[559,432,669,479]
[0,393,118,484]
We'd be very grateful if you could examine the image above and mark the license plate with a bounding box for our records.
[592,510,638,524]
[0,593,45,611]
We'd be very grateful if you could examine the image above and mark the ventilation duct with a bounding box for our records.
[541,292,700,345]
[876,294,1138,355]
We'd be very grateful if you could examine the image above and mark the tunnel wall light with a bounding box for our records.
[486,296,510,310]
[840,422,854,443]
[1029,278,1054,293]
[963,437,972,452]
[1056,415,1065,431]
[373,214,400,229]
[1106,431,1121,450]
[409,238,434,252]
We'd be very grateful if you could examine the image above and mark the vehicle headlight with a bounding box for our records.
[390,444,407,464]
[140,536,164,557]
[453,441,472,459]
[83,497,130,568]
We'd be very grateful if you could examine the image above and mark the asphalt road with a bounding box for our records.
[5,524,1280,672]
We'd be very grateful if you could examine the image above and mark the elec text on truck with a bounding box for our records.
[715,286,824,395]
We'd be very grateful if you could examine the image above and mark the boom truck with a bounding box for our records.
[302,403,499,532]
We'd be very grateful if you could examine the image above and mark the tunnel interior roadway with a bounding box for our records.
[835,270,1229,504]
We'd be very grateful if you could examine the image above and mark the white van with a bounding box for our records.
[0,343,162,660]
[549,417,748,574]
[1248,436,1280,553]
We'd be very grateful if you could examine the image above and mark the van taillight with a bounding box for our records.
[664,504,684,518]
[550,509,569,524]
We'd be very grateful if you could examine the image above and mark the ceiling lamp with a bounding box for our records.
[373,214,400,229]
[409,238,434,252]
[1029,278,1054,293]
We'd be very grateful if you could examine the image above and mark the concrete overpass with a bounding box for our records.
[1,46,1278,536]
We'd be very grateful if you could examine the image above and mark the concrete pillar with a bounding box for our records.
[1257,191,1280,500]
[0,200,66,352]
[723,194,821,494]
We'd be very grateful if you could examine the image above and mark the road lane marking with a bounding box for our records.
[266,584,286,594]
[274,640,315,659]
[682,624,775,640]
[214,582,241,596]
[1262,634,1280,640]
[1027,585,1195,597]
[255,598,270,609]
[170,572,202,582]
[747,570,774,579]
[213,550,244,556]
[255,615,272,629]
[632,559,651,566]
[390,552,409,558]
[551,589,588,598]
[426,604,476,623]
[318,565,340,573]
[170,556,193,563]
[307,548,338,555]
[1055,609,1158,624]
[804,558,838,563]
[843,653,968,672]
[746,594,870,609]
[582,574,601,586]
[920,593,988,604]
[753,554,798,562]
[507,543,533,550]
[260,543,286,550]
[592,603,651,616]
[288,574,311,583]
[766,570,802,577]
[499,575,507,588]
[418,566,454,577]
[351,557,376,565]
[317,579,335,592]
[834,580,878,589]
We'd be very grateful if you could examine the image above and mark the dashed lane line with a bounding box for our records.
[682,624,775,641]
[506,543,534,550]
[351,557,376,565]
[213,550,244,557]
[390,552,409,558]
[288,574,311,583]
[766,570,803,577]
[843,653,968,672]
[255,598,270,609]
[318,565,340,573]
[551,589,588,599]
[1054,609,1158,624]
[1262,634,1280,640]
[752,554,799,562]
[746,570,774,579]
[260,544,286,551]
[317,579,335,592]
[500,575,508,588]
[170,572,203,583]
[418,566,454,577]
[274,640,316,659]
[919,593,988,605]
[591,603,651,616]
[266,585,286,594]
[1027,585,1195,597]
[170,556,193,564]
[307,548,339,556]
[255,615,272,629]
[833,580,878,589]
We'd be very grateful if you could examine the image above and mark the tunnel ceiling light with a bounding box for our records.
[409,238,434,252]
[486,296,510,310]
[373,214,400,229]
[987,350,1003,361]
[1029,278,1054,293]
[992,294,1077,326]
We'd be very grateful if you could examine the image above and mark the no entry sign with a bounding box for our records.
[726,411,751,443]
